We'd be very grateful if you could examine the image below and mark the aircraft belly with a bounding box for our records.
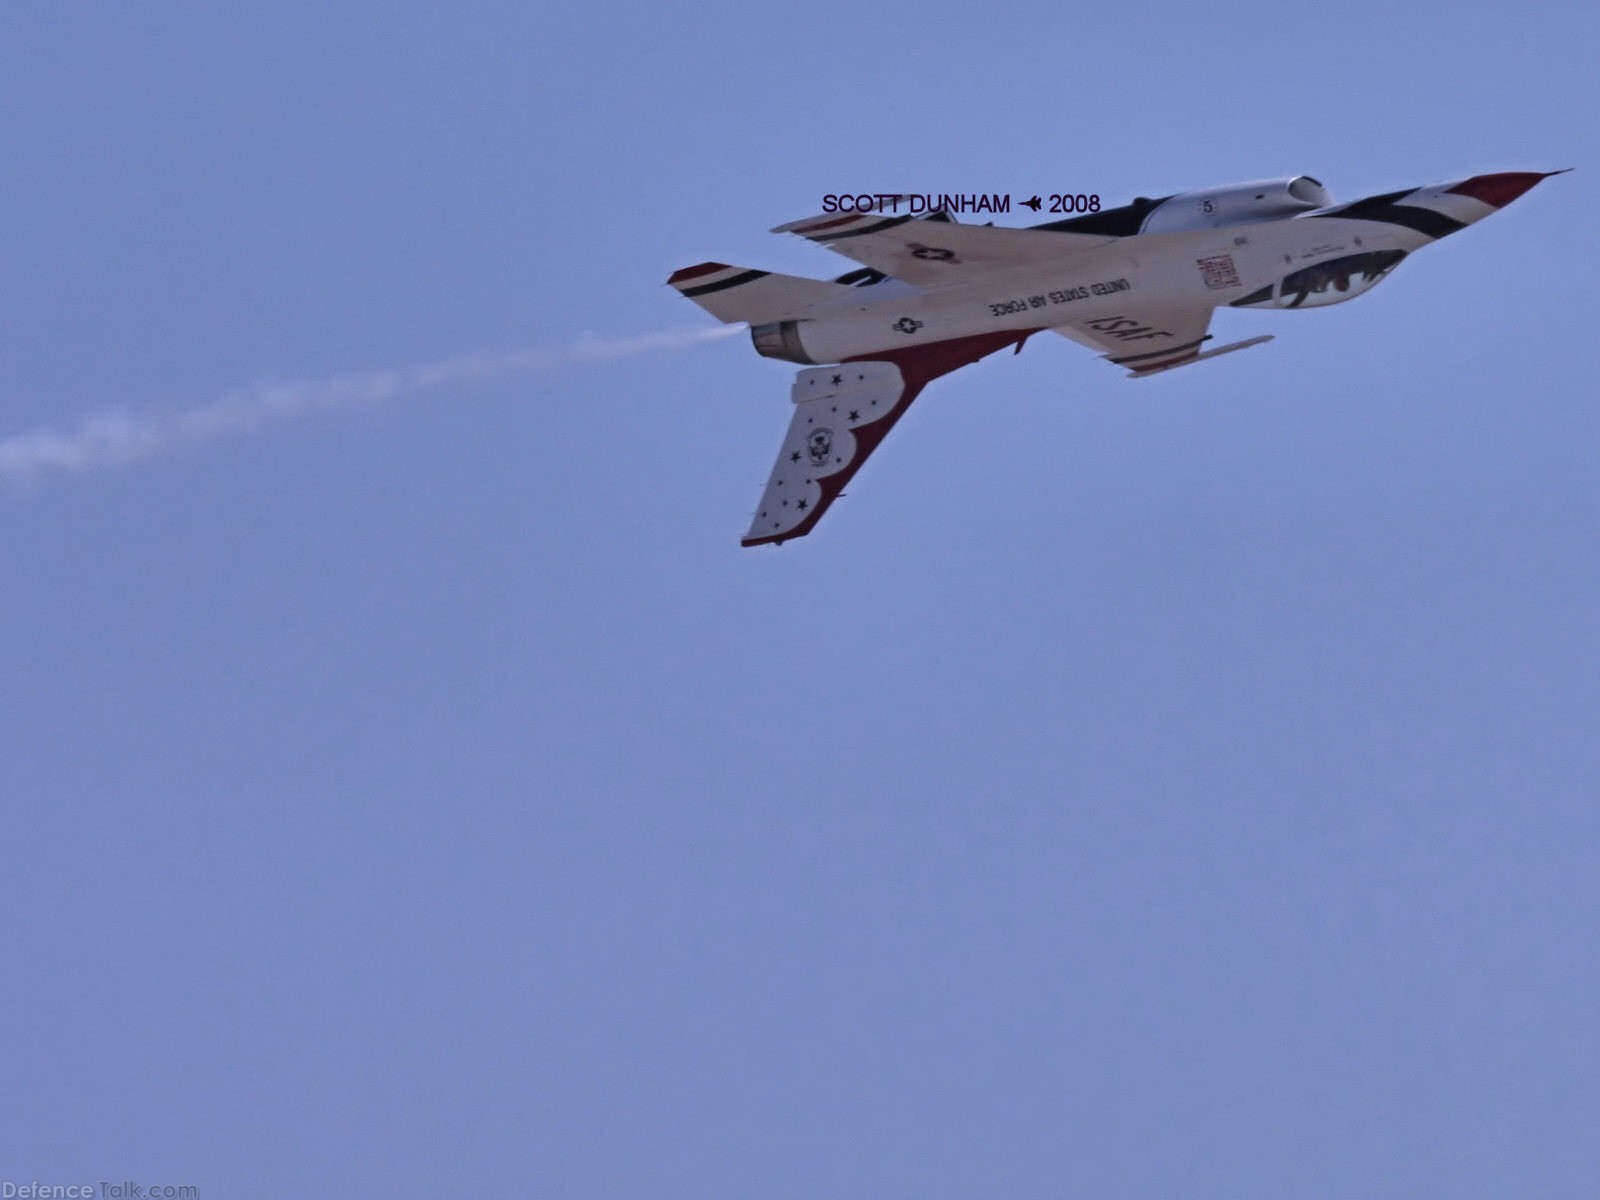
[789,217,1432,365]
[796,257,1160,364]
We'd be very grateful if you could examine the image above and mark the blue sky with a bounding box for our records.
[2,3,1596,1197]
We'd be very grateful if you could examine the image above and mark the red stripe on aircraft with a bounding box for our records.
[668,262,733,284]
[1445,172,1550,209]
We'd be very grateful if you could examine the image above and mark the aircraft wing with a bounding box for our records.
[772,210,1116,287]
[1050,303,1227,376]
[742,330,1030,546]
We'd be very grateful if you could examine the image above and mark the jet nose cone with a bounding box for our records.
[1447,170,1566,209]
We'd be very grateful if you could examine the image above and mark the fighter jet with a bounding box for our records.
[668,170,1562,547]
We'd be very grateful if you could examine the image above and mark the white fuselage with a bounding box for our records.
[783,212,1426,365]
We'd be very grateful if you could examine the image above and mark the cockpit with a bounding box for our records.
[1231,249,1408,309]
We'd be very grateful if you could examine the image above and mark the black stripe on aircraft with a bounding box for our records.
[1331,188,1414,211]
[833,267,889,287]
[1313,192,1465,240]
[1031,195,1173,237]
[679,269,771,297]
[1229,284,1275,307]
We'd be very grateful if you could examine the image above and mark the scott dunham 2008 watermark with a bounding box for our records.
[819,192,1103,215]
[3,1184,198,1199]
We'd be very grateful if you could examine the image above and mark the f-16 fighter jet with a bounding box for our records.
[669,171,1562,547]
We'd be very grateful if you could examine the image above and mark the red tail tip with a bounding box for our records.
[1447,171,1561,209]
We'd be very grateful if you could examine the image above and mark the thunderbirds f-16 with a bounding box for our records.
[668,170,1562,547]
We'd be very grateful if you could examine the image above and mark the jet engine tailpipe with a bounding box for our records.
[750,321,815,364]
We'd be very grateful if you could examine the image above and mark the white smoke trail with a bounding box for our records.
[0,325,739,489]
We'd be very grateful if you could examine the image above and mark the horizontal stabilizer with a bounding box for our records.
[741,329,1034,547]
[667,262,852,325]
[742,363,909,546]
